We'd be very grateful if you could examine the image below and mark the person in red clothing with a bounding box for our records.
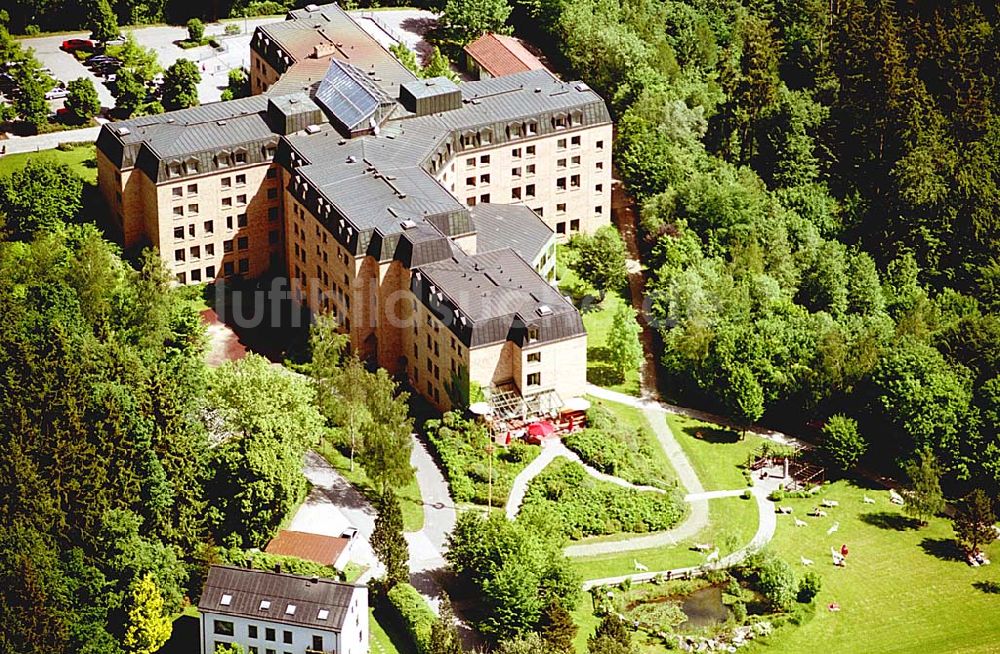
[841,543,849,558]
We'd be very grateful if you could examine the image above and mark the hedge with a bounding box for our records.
[386,582,435,654]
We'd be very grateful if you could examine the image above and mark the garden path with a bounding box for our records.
[504,439,668,520]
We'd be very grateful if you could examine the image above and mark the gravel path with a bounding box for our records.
[405,434,456,612]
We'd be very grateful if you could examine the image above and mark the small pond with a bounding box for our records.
[678,585,731,629]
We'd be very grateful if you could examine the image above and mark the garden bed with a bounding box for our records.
[424,411,540,506]
[520,458,686,539]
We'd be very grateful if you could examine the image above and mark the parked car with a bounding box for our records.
[94,33,126,45]
[87,54,119,66]
[45,87,69,100]
[61,38,94,51]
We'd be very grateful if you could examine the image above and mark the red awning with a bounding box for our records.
[527,421,555,437]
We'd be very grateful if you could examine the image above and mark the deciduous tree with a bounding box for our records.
[162,58,200,111]
[65,77,100,123]
[821,415,867,473]
[441,0,511,44]
[606,302,643,382]
[569,226,628,301]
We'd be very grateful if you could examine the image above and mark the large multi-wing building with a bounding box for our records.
[95,3,612,411]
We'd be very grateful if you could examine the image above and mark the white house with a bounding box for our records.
[199,565,368,654]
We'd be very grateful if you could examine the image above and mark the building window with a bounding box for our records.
[571,135,581,147]
[223,261,234,276]
[557,221,566,234]
[268,207,279,221]
[526,145,536,157]
[511,147,521,159]
[206,243,215,256]
[557,158,566,169]
[466,197,476,207]
[265,628,275,641]
[237,194,247,205]
[187,183,198,195]
[526,164,536,175]
[480,193,490,203]
[188,203,199,215]
[557,203,566,214]
[237,237,248,250]
[527,372,541,386]
[206,265,216,277]
[465,157,476,167]
[238,258,249,273]
[557,138,566,150]
[226,216,233,230]
[174,226,184,239]
[312,636,324,651]
[222,197,233,208]
[511,187,521,200]
[173,206,184,217]
[221,177,232,188]
[571,175,581,188]
[528,327,539,342]
[168,163,181,177]
[174,249,185,262]
[267,188,278,200]
[596,140,604,150]
[511,166,521,178]
[571,155,581,166]
[223,239,234,253]
[236,174,246,186]
[596,161,604,170]
[235,151,247,164]
[238,214,248,228]
[595,205,603,214]
[570,219,580,232]
[282,631,292,644]
[480,154,490,165]
[595,183,603,193]
[213,620,234,636]
[557,178,567,191]
[528,352,541,363]
[191,268,202,282]
[267,167,277,178]
[172,187,183,198]
[465,176,475,188]
[176,272,186,284]
[479,173,490,184]
[190,245,200,260]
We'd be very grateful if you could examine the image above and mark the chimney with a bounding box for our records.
[312,42,337,59]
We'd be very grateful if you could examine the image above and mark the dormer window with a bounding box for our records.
[527,326,539,342]
[234,148,247,164]
[507,122,521,138]
[525,121,537,136]
[184,158,198,175]
[216,150,231,167]
[479,128,492,145]
[570,109,583,126]
[462,131,476,148]
[553,114,567,129]
[168,162,182,178]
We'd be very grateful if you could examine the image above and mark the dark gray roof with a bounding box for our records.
[471,204,554,264]
[412,248,583,348]
[96,96,283,181]
[198,565,361,631]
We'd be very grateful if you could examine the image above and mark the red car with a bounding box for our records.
[61,38,94,51]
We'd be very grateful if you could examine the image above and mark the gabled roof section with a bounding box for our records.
[464,33,547,78]
[315,59,396,135]
[470,204,554,265]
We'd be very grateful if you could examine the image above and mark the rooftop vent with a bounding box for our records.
[219,594,232,606]
[401,219,417,230]
[259,600,271,611]
[534,87,542,93]
[115,126,131,136]
[317,609,330,621]
[537,305,553,316]
[346,155,357,164]
[216,120,227,126]
[305,3,319,10]
[304,124,321,134]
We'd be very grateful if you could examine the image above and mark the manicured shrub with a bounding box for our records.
[386,583,435,654]
[744,551,798,611]
[797,571,822,603]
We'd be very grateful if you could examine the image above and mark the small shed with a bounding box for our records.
[463,33,547,80]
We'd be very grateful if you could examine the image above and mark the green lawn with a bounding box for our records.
[667,414,764,491]
[370,607,415,654]
[0,143,97,183]
[747,481,1000,654]
[568,495,759,581]
[316,439,425,533]
[558,245,641,396]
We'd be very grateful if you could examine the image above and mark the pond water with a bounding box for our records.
[678,585,731,629]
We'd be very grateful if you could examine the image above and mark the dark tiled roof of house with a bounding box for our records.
[265,531,350,567]
[464,33,546,78]
[198,565,361,631]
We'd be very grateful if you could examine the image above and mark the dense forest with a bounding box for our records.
[511,0,1000,491]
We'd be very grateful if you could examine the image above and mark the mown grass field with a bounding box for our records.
[666,413,765,491]
[0,143,97,183]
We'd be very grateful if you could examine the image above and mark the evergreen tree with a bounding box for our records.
[902,448,945,526]
[588,613,633,654]
[428,596,464,654]
[370,490,409,589]
[88,0,119,43]
[606,302,643,382]
[953,489,997,553]
[390,41,421,76]
[539,598,576,654]
[423,47,459,82]
[123,573,172,654]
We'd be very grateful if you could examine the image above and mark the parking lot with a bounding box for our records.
[20,17,284,112]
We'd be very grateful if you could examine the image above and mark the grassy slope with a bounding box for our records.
[667,414,762,491]
[316,439,424,533]
[0,144,97,183]
[370,607,415,654]
[750,481,1000,654]
[583,395,679,487]
[557,245,641,397]
[568,495,759,580]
